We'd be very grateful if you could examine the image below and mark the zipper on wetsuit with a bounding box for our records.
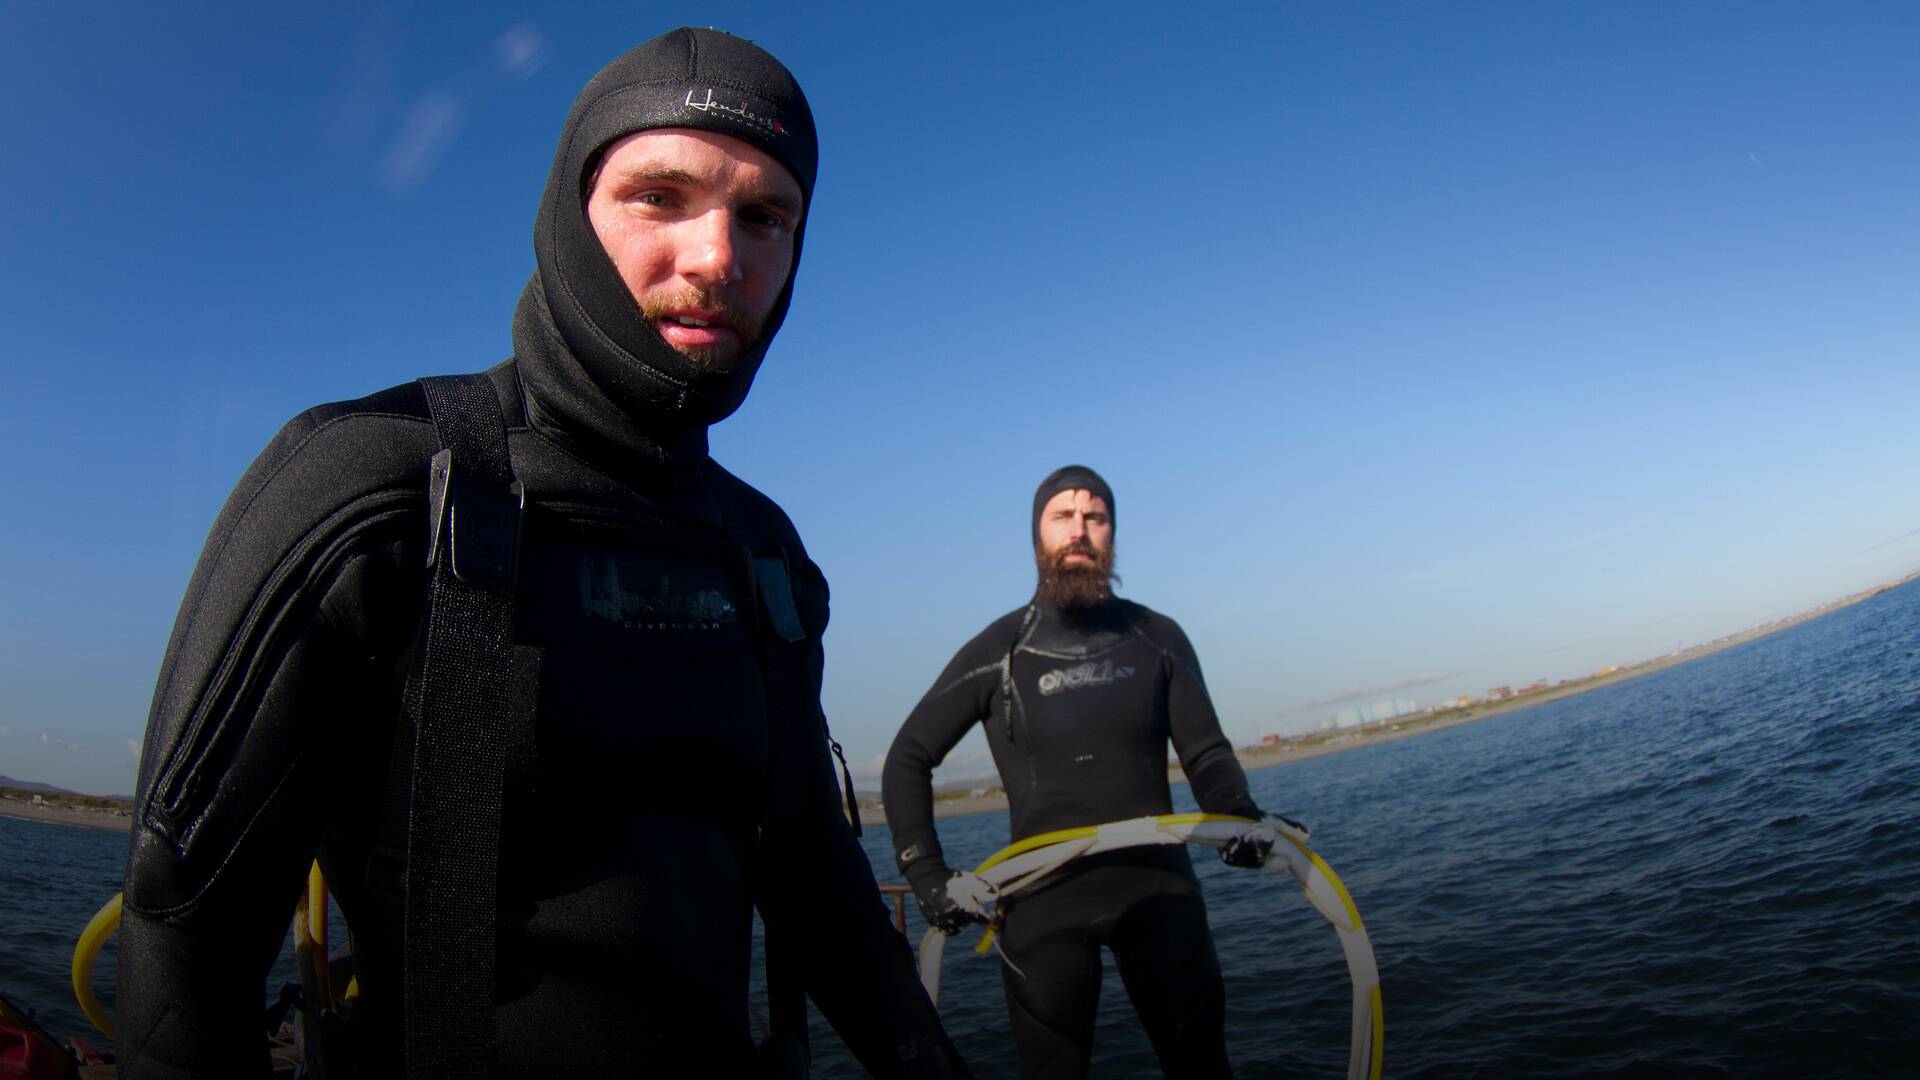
[150,493,417,842]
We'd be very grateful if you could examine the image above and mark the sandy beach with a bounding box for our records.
[0,796,131,833]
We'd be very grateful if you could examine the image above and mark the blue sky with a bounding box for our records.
[3,2,1917,797]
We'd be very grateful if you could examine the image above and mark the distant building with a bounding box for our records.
[1488,686,1512,701]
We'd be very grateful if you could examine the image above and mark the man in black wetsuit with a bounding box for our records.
[882,465,1303,1079]
[119,28,968,1079]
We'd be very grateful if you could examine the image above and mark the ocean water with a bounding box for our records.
[5,580,1918,1076]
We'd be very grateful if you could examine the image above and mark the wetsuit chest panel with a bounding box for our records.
[512,508,767,818]
[488,506,765,1047]
[1009,635,1173,832]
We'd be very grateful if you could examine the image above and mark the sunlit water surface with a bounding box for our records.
[6,581,1917,1076]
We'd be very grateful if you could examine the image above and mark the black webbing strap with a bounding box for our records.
[403,374,524,1080]
[699,477,838,1077]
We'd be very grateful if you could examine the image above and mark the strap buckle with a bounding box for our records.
[425,448,525,594]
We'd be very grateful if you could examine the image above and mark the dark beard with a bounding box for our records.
[1035,540,1117,609]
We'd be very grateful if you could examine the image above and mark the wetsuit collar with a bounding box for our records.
[512,279,710,482]
[1026,594,1134,652]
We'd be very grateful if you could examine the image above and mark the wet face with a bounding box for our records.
[1038,490,1112,565]
[585,128,804,369]
[1035,489,1116,607]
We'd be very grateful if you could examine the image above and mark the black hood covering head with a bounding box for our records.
[514,27,818,473]
[1031,464,1116,549]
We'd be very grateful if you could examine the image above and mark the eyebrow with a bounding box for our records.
[609,164,803,216]
[611,164,705,188]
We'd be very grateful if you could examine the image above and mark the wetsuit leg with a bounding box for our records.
[998,890,1103,1079]
[1110,881,1233,1079]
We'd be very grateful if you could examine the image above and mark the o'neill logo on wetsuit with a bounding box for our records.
[1036,660,1136,697]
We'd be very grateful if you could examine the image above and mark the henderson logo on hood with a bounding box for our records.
[682,88,791,137]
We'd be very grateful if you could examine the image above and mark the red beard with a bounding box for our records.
[1035,539,1116,608]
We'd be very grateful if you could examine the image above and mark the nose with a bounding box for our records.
[676,209,742,287]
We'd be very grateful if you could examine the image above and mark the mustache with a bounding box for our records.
[1036,537,1117,608]
[1043,539,1112,577]
[638,287,765,340]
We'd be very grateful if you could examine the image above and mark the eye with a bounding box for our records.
[739,204,794,236]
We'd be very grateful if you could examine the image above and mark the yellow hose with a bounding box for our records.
[307,863,328,957]
[72,892,122,1041]
[71,861,336,1040]
[302,863,331,1006]
[943,812,1383,1080]
[971,813,1258,953]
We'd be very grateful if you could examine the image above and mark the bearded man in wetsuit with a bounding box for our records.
[882,466,1304,1079]
[118,28,968,1079]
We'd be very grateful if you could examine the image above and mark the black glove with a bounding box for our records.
[911,869,997,935]
[1219,813,1309,869]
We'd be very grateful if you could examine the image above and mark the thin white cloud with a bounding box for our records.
[1273,671,1472,717]
[38,731,89,756]
[1861,526,1920,554]
[382,91,465,189]
[494,23,550,78]
[379,22,549,190]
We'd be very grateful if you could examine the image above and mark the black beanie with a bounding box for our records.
[1031,465,1116,548]
[531,27,817,430]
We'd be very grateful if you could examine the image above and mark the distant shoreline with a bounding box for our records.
[10,573,1909,837]
[0,796,131,833]
[855,573,1914,829]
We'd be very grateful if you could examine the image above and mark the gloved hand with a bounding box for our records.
[1219,813,1310,869]
[912,869,998,935]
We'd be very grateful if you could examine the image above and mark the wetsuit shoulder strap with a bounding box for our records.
[701,470,854,1077]
[701,471,861,831]
[403,373,525,1080]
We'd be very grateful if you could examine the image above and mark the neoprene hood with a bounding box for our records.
[528,27,818,434]
[1031,465,1116,548]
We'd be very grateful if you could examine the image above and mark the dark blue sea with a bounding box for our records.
[6,579,1918,1076]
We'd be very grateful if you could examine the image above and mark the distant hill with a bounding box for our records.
[0,774,80,795]
[0,775,131,801]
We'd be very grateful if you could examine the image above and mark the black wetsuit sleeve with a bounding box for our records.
[760,562,971,1078]
[881,625,1004,888]
[117,409,427,1079]
[1152,615,1262,819]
